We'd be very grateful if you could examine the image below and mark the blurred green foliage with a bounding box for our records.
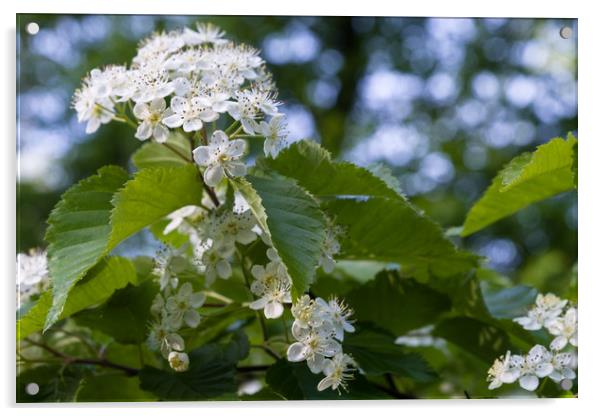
[17,14,577,292]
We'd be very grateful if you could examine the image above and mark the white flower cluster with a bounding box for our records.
[193,207,259,285]
[148,248,206,372]
[487,293,578,392]
[16,249,50,306]
[72,22,289,166]
[318,220,343,274]
[249,247,292,319]
[287,295,357,393]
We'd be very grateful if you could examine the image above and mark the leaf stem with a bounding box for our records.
[224,120,241,135]
[203,290,234,304]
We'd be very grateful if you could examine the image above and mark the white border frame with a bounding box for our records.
[3,1,600,415]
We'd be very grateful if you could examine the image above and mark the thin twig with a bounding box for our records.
[250,344,280,361]
[236,364,271,373]
[161,142,192,162]
[25,338,139,376]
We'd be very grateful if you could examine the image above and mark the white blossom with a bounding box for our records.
[164,205,205,236]
[287,325,342,373]
[182,23,228,46]
[547,307,578,350]
[17,249,48,287]
[513,345,554,391]
[168,351,190,372]
[133,31,185,66]
[513,293,567,331]
[318,223,343,274]
[256,114,288,158]
[200,242,234,286]
[192,130,247,186]
[317,353,357,393]
[72,80,114,134]
[17,249,50,306]
[249,261,292,319]
[214,209,258,247]
[129,66,175,103]
[165,282,206,328]
[486,351,521,390]
[549,351,577,383]
[227,89,280,135]
[153,246,180,290]
[133,98,171,142]
[163,95,219,132]
[315,297,355,341]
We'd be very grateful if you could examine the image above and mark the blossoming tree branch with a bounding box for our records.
[16,23,578,401]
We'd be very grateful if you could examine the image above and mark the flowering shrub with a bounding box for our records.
[16,23,578,402]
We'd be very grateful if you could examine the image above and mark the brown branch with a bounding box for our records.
[25,338,139,376]
[236,365,271,373]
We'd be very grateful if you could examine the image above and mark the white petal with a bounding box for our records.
[519,375,539,391]
[190,292,206,308]
[204,164,224,187]
[173,77,191,96]
[251,265,265,279]
[85,118,101,134]
[227,139,246,158]
[163,114,184,128]
[184,309,201,328]
[183,118,203,132]
[170,96,188,113]
[535,362,554,378]
[225,161,246,178]
[133,102,150,119]
[551,336,568,351]
[153,124,169,143]
[249,297,268,310]
[150,98,167,112]
[156,83,175,98]
[135,121,152,141]
[317,377,334,392]
[241,119,256,135]
[192,146,211,166]
[286,342,308,362]
[216,260,232,279]
[211,130,229,145]
[500,368,520,383]
[307,355,326,374]
[236,229,257,245]
[264,301,284,319]
[198,109,219,122]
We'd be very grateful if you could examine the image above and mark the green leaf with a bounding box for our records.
[44,166,129,331]
[481,283,538,320]
[76,375,155,402]
[327,198,478,278]
[232,174,327,298]
[262,139,403,200]
[265,359,391,400]
[431,274,537,352]
[109,165,204,247]
[344,329,437,382]
[262,140,478,278]
[345,270,451,336]
[17,256,137,339]
[131,132,192,169]
[17,365,89,403]
[139,330,248,400]
[433,317,513,364]
[74,279,158,344]
[186,304,254,350]
[462,135,577,236]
